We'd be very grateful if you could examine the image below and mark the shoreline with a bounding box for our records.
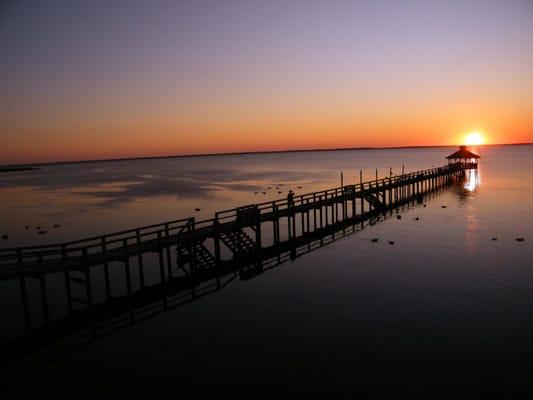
[0,167,40,173]
[1,142,531,169]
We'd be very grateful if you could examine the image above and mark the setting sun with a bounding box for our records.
[464,131,485,146]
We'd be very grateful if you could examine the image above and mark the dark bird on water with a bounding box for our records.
[441,205,447,208]
[389,241,395,245]
[423,204,427,207]
[262,192,267,195]
[371,238,378,243]
[25,225,29,230]
[297,186,302,189]
[2,234,7,240]
[194,208,200,212]
[38,230,47,235]
[396,215,402,220]
[278,191,282,194]
[53,224,60,228]
[415,216,420,221]
[492,237,498,241]
[516,237,525,242]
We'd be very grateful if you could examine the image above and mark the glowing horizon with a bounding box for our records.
[1,1,532,164]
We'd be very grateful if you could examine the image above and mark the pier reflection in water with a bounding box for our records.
[464,168,480,193]
[461,169,480,254]
[1,175,462,378]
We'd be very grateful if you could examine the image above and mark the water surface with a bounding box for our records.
[2,145,533,390]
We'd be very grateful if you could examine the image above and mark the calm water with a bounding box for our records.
[2,145,533,391]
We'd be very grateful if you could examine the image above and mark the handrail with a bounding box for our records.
[0,217,195,252]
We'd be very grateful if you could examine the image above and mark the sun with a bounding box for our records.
[464,131,485,146]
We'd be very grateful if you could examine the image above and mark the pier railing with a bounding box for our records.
[214,164,460,222]
[0,218,195,268]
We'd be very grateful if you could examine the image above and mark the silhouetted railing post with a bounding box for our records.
[287,201,293,241]
[18,249,31,331]
[164,224,171,279]
[83,247,93,306]
[38,254,50,325]
[255,207,262,251]
[189,219,197,297]
[272,203,280,245]
[352,186,356,226]
[325,194,330,226]
[388,177,392,210]
[101,237,111,300]
[122,239,132,295]
[292,200,297,237]
[214,215,221,265]
[156,231,165,284]
[334,191,339,223]
[62,244,73,312]
[360,184,365,228]
[340,188,345,228]
[313,194,317,230]
[136,229,145,287]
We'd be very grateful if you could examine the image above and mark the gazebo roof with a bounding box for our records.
[446,145,480,160]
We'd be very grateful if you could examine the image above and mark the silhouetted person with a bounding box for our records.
[287,190,294,207]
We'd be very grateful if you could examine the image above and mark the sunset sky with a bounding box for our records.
[1,0,532,164]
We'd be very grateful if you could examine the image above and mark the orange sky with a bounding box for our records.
[1,1,532,164]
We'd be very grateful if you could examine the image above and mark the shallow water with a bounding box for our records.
[2,145,533,390]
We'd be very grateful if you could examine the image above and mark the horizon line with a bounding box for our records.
[2,142,532,168]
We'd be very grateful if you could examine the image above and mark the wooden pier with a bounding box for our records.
[0,163,468,375]
[3,184,457,375]
[0,164,465,280]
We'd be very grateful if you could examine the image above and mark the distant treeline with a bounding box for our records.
[0,167,39,173]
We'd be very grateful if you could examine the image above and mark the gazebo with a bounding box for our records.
[446,145,480,169]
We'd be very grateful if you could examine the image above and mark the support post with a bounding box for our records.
[122,239,132,295]
[101,237,111,300]
[255,208,262,250]
[38,254,50,325]
[165,225,171,280]
[136,229,145,287]
[18,249,31,331]
[63,244,72,312]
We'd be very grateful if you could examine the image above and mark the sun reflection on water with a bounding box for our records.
[464,169,480,192]
[461,169,480,253]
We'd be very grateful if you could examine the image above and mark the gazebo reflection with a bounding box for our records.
[446,145,480,196]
